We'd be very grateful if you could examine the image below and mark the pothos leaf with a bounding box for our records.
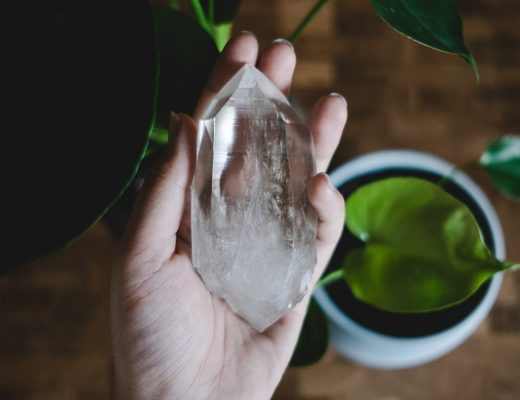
[370,0,479,79]
[343,177,509,313]
[0,0,157,268]
[480,134,520,200]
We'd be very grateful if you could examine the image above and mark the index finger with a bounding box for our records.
[194,32,258,118]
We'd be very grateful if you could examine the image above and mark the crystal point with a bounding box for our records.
[191,64,317,332]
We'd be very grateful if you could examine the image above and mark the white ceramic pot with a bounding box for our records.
[313,150,505,370]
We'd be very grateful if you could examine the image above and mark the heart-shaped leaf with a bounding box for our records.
[290,298,328,367]
[480,135,520,200]
[343,177,509,313]
[370,0,479,79]
[152,6,219,129]
[0,0,157,268]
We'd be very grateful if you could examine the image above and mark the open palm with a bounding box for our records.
[111,33,347,400]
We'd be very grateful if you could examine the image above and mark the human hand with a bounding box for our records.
[111,32,347,400]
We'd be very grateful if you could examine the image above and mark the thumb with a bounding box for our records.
[120,113,197,266]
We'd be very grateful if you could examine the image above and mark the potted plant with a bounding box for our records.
[310,144,519,368]
[289,135,520,368]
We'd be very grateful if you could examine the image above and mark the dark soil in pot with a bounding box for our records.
[326,168,495,337]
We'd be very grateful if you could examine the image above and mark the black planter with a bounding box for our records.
[326,167,493,337]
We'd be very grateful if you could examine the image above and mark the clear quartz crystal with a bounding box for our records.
[191,64,317,332]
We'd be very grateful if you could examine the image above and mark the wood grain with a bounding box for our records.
[1,0,519,398]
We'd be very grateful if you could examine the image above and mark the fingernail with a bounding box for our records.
[329,92,347,107]
[272,38,294,50]
[169,112,182,140]
[240,30,255,36]
[318,172,337,193]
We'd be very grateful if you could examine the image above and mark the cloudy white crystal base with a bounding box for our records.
[191,64,317,332]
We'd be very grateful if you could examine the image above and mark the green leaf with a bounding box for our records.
[343,177,507,313]
[480,135,520,200]
[152,6,219,129]
[0,0,157,268]
[290,298,328,367]
[150,127,170,145]
[370,0,479,80]
[201,0,242,24]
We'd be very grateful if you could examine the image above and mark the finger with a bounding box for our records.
[265,172,344,347]
[195,32,259,118]
[256,38,296,96]
[120,113,197,263]
[307,172,345,280]
[311,93,348,173]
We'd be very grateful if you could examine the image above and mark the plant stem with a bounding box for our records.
[190,0,230,51]
[287,0,330,44]
[190,0,210,32]
[315,269,343,289]
[505,262,520,271]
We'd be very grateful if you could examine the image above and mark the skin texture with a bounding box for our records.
[111,32,347,400]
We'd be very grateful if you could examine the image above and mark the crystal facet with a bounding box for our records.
[191,64,317,332]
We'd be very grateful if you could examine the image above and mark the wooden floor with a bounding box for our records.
[2,0,520,399]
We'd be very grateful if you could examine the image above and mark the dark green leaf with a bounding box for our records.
[0,0,157,269]
[480,135,520,200]
[152,6,219,129]
[290,298,328,367]
[343,177,507,313]
[370,0,479,79]
[201,0,242,24]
